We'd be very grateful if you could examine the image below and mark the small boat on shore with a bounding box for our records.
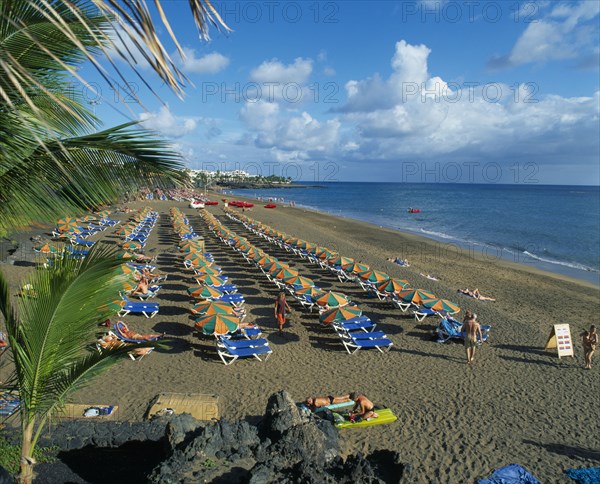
[190,200,205,209]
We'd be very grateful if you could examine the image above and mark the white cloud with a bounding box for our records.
[506,1,600,66]
[139,105,197,138]
[180,49,230,74]
[239,100,340,156]
[239,101,280,131]
[187,38,598,184]
[250,57,313,84]
[323,66,336,76]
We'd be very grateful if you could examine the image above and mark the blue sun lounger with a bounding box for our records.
[436,316,491,343]
[208,284,238,294]
[340,334,393,354]
[118,298,159,318]
[413,307,440,321]
[213,294,245,307]
[216,337,272,365]
[332,318,376,332]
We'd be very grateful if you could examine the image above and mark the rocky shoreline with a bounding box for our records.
[0,392,406,483]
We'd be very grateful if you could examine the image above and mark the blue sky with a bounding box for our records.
[85,0,600,184]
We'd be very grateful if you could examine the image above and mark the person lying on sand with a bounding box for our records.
[387,257,410,267]
[349,393,378,421]
[420,273,439,281]
[458,288,496,302]
[305,394,352,410]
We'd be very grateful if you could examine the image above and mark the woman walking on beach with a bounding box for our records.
[582,325,597,369]
[274,292,292,336]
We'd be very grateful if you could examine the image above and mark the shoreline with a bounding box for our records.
[228,192,600,287]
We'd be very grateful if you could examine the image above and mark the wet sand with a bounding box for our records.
[1,198,599,483]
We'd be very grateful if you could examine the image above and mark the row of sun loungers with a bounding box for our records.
[223,209,491,348]
[212,210,394,355]
[171,208,272,365]
[226,210,464,323]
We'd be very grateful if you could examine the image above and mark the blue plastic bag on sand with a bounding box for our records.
[478,464,541,484]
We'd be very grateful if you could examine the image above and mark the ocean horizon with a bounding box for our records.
[229,182,600,286]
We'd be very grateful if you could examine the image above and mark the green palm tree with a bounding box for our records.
[0,247,155,483]
[0,0,229,236]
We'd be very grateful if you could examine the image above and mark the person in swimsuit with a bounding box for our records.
[349,393,378,421]
[582,325,598,369]
[274,292,291,336]
[305,394,352,410]
[463,311,483,364]
[131,276,149,296]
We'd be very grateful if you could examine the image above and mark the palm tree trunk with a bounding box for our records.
[19,420,35,484]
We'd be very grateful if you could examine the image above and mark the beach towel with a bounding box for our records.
[565,468,600,484]
[478,464,541,484]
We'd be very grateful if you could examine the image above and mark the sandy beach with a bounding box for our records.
[1,197,599,483]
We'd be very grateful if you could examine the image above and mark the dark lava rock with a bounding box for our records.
[149,390,408,483]
[3,392,406,483]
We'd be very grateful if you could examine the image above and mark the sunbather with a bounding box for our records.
[420,273,439,281]
[98,333,153,357]
[387,257,409,267]
[131,277,149,296]
[305,394,352,410]
[117,322,162,341]
[349,393,378,421]
[458,288,496,301]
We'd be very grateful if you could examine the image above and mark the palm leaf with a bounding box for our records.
[0,122,185,233]
[0,246,161,443]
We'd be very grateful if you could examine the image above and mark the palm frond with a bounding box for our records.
[0,122,185,233]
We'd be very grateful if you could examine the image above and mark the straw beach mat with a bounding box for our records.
[146,393,221,421]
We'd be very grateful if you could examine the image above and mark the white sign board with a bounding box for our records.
[545,323,574,358]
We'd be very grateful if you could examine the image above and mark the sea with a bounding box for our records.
[228,183,600,286]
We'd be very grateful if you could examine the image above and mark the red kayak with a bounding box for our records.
[408,208,420,213]
[264,204,277,209]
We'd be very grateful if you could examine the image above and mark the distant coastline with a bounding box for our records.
[215,182,325,189]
